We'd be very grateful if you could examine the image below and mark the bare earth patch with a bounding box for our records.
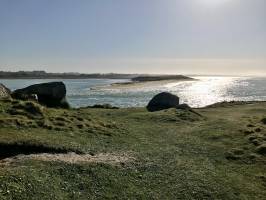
[0,152,134,166]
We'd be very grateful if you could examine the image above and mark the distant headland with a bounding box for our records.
[0,71,194,82]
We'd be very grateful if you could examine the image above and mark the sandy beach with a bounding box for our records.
[92,79,196,90]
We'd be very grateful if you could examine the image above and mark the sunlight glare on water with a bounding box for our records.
[1,76,266,108]
[172,76,239,107]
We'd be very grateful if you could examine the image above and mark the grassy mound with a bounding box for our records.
[0,100,266,199]
[8,101,44,118]
[0,100,120,135]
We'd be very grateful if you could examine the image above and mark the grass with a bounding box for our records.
[0,99,266,199]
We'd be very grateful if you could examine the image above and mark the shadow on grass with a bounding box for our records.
[0,141,83,159]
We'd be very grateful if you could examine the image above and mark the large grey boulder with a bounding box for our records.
[147,92,180,112]
[0,84,11,99]
[12,82,69,108]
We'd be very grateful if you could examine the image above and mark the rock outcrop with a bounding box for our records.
[12,82,69,108]
[0,84,11,99]
[147,92,180,112]
[87,104,119,109]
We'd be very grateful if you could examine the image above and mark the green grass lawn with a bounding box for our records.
[0,99,266,199]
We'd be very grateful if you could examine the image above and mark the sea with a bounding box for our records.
[1,76,266,108]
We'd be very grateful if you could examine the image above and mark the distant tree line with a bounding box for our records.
[0,71,139,79]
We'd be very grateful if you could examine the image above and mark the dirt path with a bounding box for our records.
[0,152,134,166]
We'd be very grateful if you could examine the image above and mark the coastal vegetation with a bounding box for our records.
[0,98,266,199]
[0,71,141,79]
[0,71,194,82]
[131,75,194,82]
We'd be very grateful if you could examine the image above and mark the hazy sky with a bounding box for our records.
[0,0,265,75]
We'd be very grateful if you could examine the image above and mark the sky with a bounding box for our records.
[0,0,265,75]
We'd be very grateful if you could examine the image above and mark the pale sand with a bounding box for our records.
[0,152,135,166]
[92,79,196,90]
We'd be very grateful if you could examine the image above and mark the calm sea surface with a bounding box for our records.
[1,76,266,108]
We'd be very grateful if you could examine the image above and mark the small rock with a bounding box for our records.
[0,84,11,99]
[87,104,119,109]
[176,104,191,110]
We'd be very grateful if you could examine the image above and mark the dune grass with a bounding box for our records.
[0,99,265,199]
